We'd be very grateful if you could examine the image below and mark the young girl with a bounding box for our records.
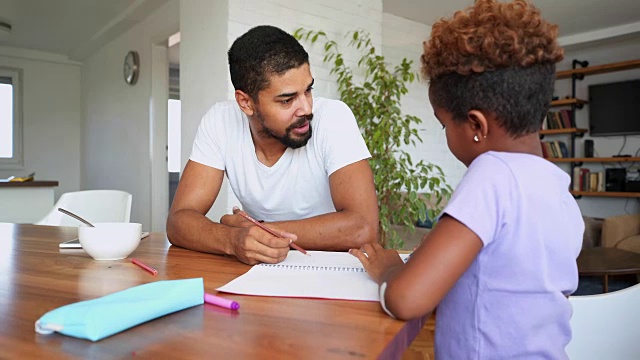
[350,0,584,358]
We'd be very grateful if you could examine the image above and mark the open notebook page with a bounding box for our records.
[217,251,410,302]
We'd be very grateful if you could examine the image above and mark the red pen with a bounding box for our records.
[237,211,308,255]
[131,258,158,276]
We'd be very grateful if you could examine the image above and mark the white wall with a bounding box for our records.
[0,48,81,200]
[82,1,179,230]
[382,14,467,189]
[179,0,230,222]
[555,36,640,218]
[229,0,383,98]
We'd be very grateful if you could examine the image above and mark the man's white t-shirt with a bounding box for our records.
[190,97,371,221]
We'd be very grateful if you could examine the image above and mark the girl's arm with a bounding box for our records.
[350,214,483,320]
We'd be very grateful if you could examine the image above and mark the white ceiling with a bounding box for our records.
[0,0,169,60]
[384,0,640,38]
[0,0,639,61]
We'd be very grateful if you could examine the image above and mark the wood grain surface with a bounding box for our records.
[0,223,425,359]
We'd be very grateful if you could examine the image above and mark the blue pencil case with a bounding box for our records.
[35,278,204,341]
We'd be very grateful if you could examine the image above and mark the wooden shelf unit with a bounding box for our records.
[556,59,640,80]
[550,98,588,107]
[546,157,640,163]
[540,128,588,136]
[549,59,640,200]
[571,191,640,198]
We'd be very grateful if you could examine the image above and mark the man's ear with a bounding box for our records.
[467,110,490,140]
[235,90,255,116]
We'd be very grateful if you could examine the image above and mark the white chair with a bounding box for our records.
[566,283,640,360]
[36,190,132,226]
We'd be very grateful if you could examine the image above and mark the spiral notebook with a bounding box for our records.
[217,251,409,302]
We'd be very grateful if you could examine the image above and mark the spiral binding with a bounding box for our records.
[260,264,366,272]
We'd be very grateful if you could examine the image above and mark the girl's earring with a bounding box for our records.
[473,135,479,142]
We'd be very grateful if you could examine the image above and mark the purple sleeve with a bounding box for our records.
[440,154,513,246]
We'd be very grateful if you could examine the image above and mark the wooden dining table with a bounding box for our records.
[0,223,425,359]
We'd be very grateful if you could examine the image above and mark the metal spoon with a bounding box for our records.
[57,208,95,227]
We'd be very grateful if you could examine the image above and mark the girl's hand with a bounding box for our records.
[349,242,405,284]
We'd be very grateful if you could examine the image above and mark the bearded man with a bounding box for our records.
[167,25,379,265]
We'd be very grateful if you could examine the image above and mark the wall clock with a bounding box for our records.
[123,50,140,85]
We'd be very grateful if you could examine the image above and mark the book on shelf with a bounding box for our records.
[558,142,569,158]
[559,109,574,128]
[544,109,574,129]
[572,168,604,192]
[541,141,569,159]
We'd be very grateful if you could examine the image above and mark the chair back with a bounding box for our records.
[36,190,132,226]
[566,283,640,359]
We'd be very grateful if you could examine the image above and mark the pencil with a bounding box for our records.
[237,211,308,255]
[131,258,158,276]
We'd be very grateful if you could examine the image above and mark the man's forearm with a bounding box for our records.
[273,210,378,251]
[166,209,239,255]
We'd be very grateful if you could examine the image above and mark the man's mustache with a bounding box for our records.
[287,113,314,131]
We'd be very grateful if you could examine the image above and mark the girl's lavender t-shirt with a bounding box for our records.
[436,151,583,359]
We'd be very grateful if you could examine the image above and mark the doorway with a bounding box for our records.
[167,36,180,208]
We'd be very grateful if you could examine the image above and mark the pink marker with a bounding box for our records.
[204,293,240,311]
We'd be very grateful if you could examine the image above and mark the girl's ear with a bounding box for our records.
[467,110,489,141]
[235,90,255,116]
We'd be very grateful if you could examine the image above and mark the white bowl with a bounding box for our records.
[78,222,142,260]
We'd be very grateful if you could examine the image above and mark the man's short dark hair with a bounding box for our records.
[228,25,309,101]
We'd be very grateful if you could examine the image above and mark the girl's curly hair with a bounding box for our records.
[422,0,565,136]
[422,0,563,79]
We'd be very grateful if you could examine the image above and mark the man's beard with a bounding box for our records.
[256,110,313,149]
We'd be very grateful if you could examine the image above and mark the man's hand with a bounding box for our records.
[219,206,254,228]
[349,242,404,284]
[222,206,298,265]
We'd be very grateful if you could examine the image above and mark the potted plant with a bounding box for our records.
[294,29,452,249]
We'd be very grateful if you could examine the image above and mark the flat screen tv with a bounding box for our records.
[589,79,640,136]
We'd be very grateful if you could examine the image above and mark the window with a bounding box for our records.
[0,67,23,168]
[167,99,181,173]
[168,66,180,173]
